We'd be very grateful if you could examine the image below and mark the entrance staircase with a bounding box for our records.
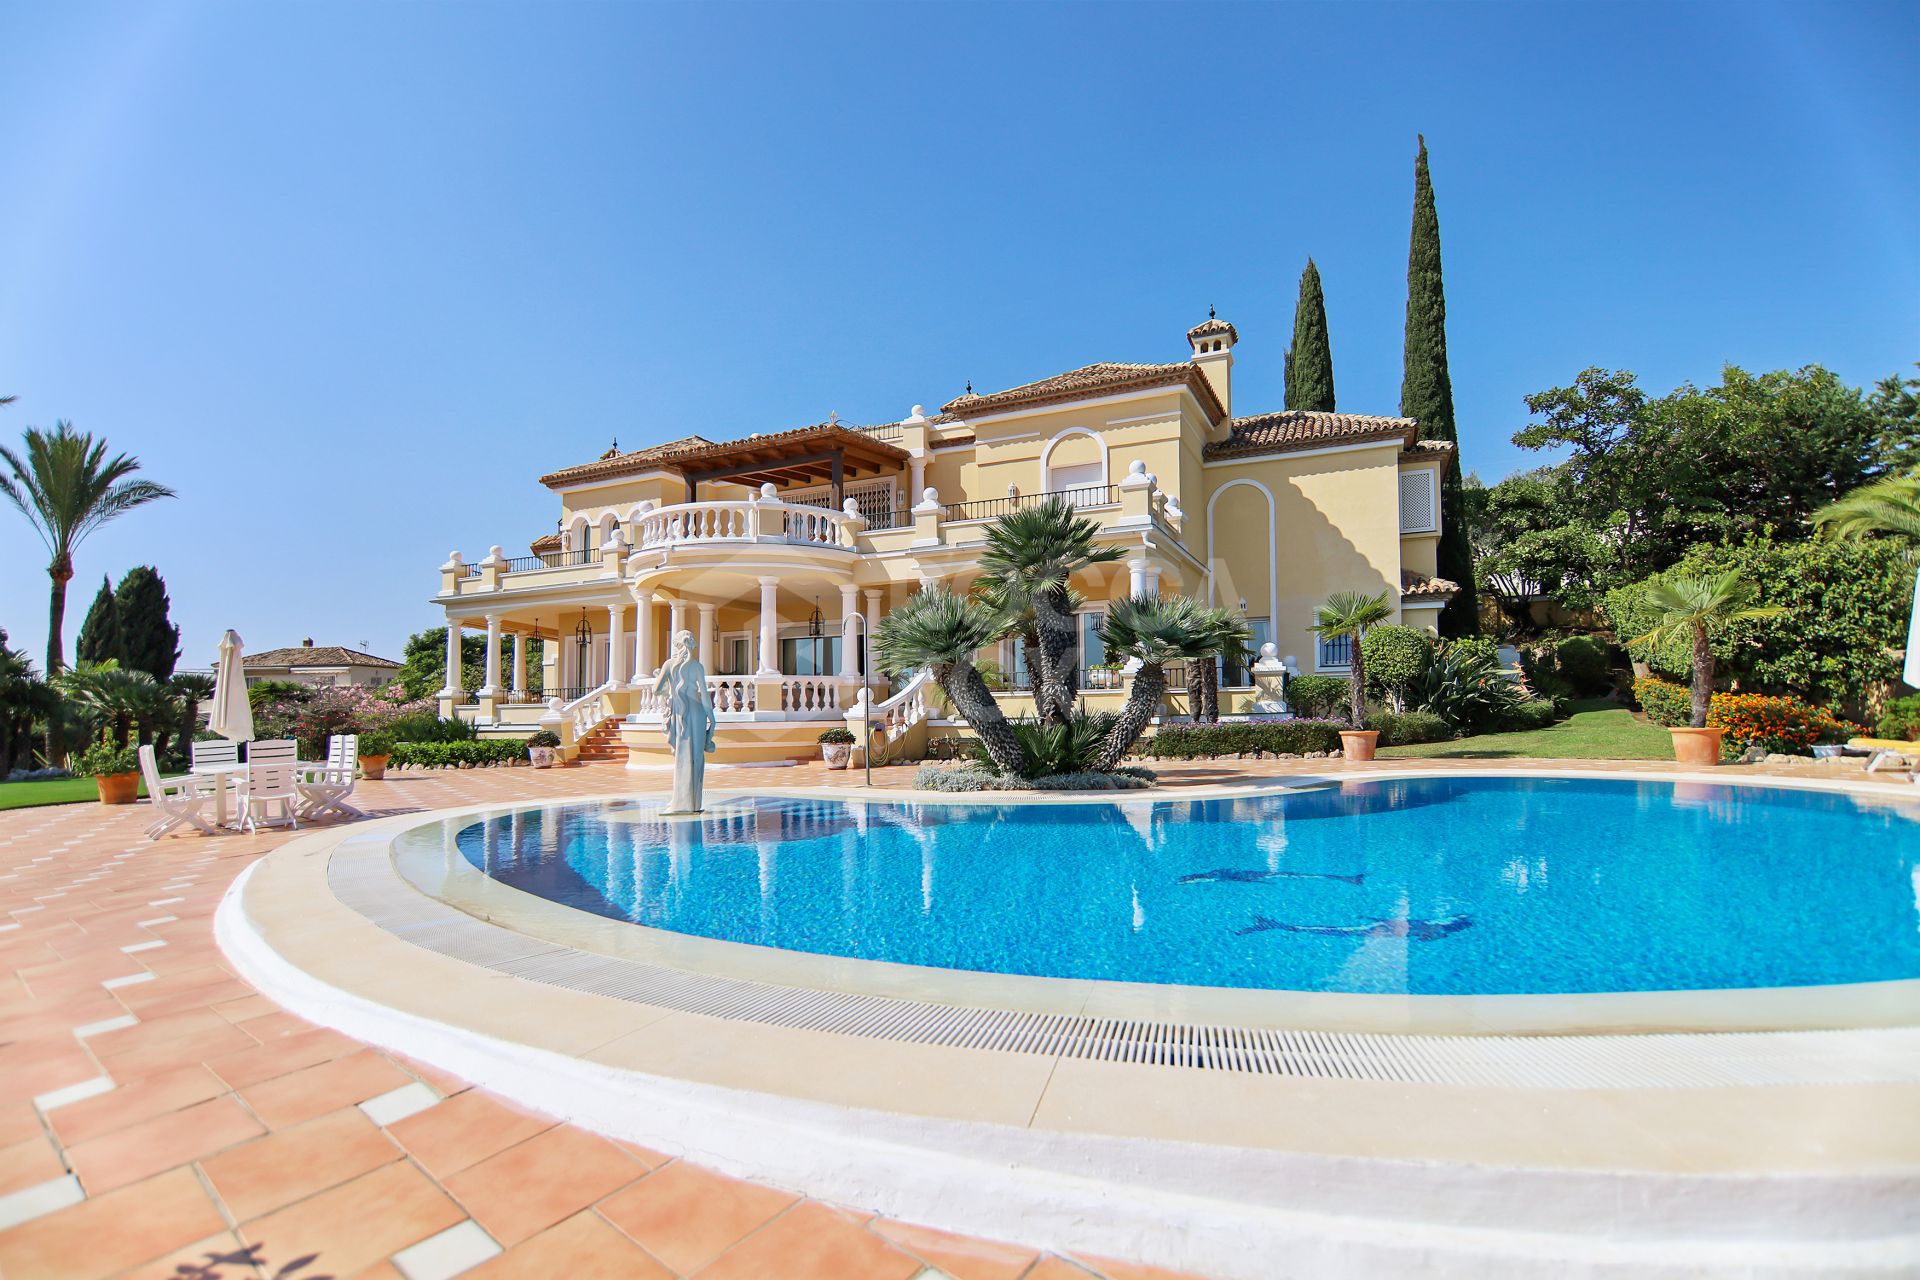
[572,719,627,765]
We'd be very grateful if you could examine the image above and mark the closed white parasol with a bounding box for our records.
[208,629,255,743]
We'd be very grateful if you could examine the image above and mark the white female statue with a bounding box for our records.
[654,629,716,813]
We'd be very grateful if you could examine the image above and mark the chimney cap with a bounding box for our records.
[1187,314,1239,350]
[302,638,314,647]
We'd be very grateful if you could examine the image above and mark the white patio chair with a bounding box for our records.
[298,734,366,822]
[236,759,301,833]
[138,745,217,840]
[247,739,298,763]
[190,739,239,769]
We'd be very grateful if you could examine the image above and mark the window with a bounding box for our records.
[779,635,840,676]
[1399,470,1438,534]
[1219,618,1271,687]
[1317,633,1353,670]
[720,636,751,676]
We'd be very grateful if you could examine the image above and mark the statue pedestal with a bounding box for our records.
[1251,644,1289,715]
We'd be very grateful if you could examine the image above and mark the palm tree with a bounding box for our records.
[1309,591,1395,727]
[1092,594,1215,771]
[1,423,175,672]
[1631,574,1782,728]
[0,632,55,775]
[872,587,1025,776]
[56,660,168,748]
[1813,468,1920,553]
[1193,605,1255,723]
[977,498,1124,725]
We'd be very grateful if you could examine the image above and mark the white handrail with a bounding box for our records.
[631,497,858,551]
[867,669,933,742]
[564,679,619,741]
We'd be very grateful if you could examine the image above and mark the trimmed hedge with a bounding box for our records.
[1142,720,1346,760]
[1500,699,1560,732]
[1284,676,1348,720]
[390,740,532,768]
[1367,710,1451,746]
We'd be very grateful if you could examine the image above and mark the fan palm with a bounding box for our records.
[0,635,55,775]
[1309,591,1395,726]
[1093,594,1216,771]
[872,587,1024,775]
[1,423,175,672]
[1630,574,1783,728]
[56,660,169,748]
[1191,605,1255,723]
[167,672,217,760]
[977,498,1124,725]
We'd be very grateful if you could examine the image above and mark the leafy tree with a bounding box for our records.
[397,626,487,700]
[1310,591,1395,725]
[1629,574,1781,728]
[1093,594,1216,771]
[76,577,122,666]
[1359,623,1433,711]
[0,422,174,672]
[1284,259,1335,412]
[1607,536,1908,714]
[976,497,1123,725]
[113,567,180,681]
[873,587,1024,777]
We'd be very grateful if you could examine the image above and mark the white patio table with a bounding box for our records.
[188,760,249,828]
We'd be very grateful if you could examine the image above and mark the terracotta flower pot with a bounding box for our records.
[1669,726,1725,766]
[360,755,389,780]
[95,771,139,805]
[821,743,852,770]
[1338,730,1380,762]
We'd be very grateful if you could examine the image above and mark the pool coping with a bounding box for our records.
[214,766,1920,1279]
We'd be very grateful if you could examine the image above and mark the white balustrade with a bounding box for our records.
[779,677,838,714]
[625,499,856,552]
[565,680,619,740]
[864,670,932,744]
[709,677,755,713]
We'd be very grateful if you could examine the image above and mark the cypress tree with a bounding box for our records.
[1284,259,1336,412]
[113,566,181,681]
[76,577,122,666]
[1400,135,1479,635]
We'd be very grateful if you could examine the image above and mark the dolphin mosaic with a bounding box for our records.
[1234,914,1474,940]
[1177,867,1366,886]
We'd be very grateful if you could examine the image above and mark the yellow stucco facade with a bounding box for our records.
[427,314,1456,760]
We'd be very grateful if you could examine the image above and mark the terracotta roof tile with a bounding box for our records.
[537,436,714,487]
[1204,410,1418,461]
[1186,316,1239,346]
[1400,570,1460,602]
[245,645,400,669]
[942,362,1225,422]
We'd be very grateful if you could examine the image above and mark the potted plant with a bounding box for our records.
[75,738,141,804]
[526,729,562,769]
[1630,573,1781,766]
[1309,590,1394,762]
[357,731,395,780]
[818,726,855,769]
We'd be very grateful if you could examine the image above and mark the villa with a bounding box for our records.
[431,314,1457,762]
[243,639,402,689]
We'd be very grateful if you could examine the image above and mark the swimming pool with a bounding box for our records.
[446,777,1920,997]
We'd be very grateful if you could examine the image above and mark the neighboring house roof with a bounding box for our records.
[528,532,563,553]
[245,645,401,669]
[537,435,715,488]
[941,361,1228,423]
[1400,570,1461,603]
[1203,410,1420,461]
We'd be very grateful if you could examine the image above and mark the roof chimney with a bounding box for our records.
[1187,310,1239,417]
[302,638,314,648]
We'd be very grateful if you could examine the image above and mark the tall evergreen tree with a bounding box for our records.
[113,566,180,681]
[76,576,123,666]
[1284,259,1336,412]
[1400,135,1479,635]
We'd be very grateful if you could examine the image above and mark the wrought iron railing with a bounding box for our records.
[461,547,595,578]
[941,484,1118,523]
[852,421,904,443]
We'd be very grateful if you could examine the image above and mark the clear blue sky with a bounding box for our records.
[2,0,1915,671]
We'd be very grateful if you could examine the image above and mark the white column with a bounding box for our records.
[440,622,463,697]
[908,452,926,505]
[838,585,860,678]
[1146,565,1162,594]
[1127,558,1148,597]
[511,633,526,695]
[632,590,655,685]
[606,602,626,686]
[669,599,688,651]
[558,633,573,692]
[697,604,717,670]
[479,615,502,696]
[863,590,883,679]
[756,577,780,674]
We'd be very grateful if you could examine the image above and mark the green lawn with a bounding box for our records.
[0,777,148,810]
[1379,699,1675,761]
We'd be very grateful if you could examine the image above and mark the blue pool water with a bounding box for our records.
[450,778,1920,996]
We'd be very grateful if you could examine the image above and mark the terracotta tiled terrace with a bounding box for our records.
[0,754,1909,1279]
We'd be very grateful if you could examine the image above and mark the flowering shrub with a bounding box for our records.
[252,684,437,758]
[1633,675,1693,727]
[1636,676,1854,751]
[1707,694,1856,754]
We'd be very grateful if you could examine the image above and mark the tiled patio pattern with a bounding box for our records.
[0,761,1212,1280]
[0,752,1905,1278]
